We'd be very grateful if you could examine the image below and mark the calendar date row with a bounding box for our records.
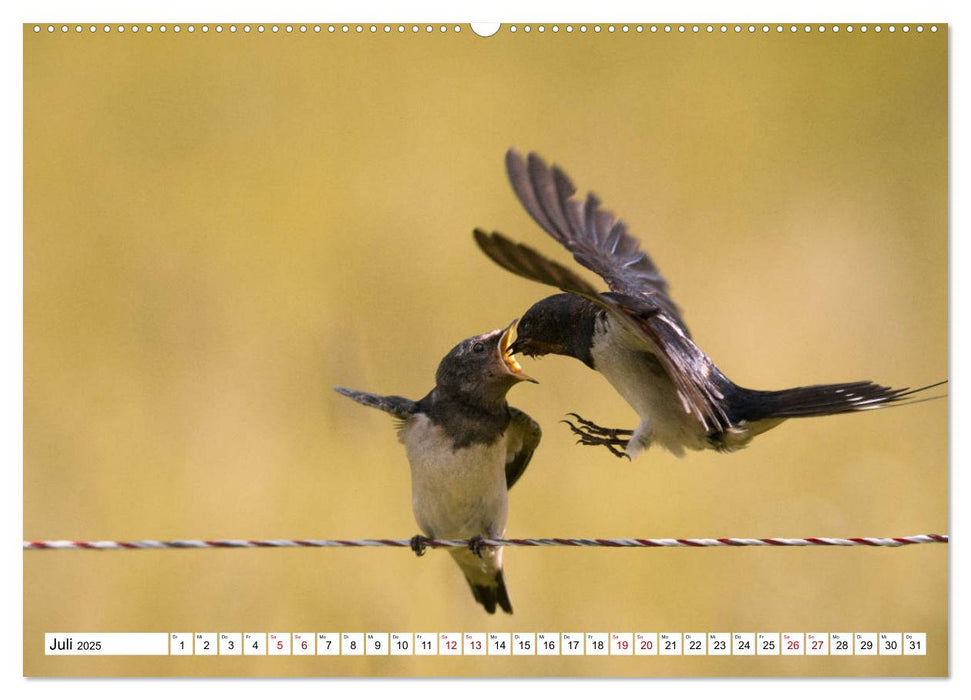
[46,632,927,657]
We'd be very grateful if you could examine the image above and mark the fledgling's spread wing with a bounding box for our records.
[334,387,419,420]
[504,407,542,490]
[503,149,687,331]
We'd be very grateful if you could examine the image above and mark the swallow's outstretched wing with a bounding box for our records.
[334,387,419,420]
[474,150,731,433]
[504,407,542,490]
[502,149,687,330]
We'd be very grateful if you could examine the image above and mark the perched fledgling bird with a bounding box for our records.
[335,322,540,614]
[474,149,944,459]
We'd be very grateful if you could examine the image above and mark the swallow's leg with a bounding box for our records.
[564,413,634,438]
[410,534,427,557]
[468,535,486,559]
[562,415,633,460]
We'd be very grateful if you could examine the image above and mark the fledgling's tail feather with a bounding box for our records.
[465,569,513,615]
[333,387,418,420]
[737,380,946,421]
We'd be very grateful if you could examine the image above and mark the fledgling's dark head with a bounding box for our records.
[435,320,536,403]
[510,293,599,368]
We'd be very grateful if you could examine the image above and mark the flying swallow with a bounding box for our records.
[336,322,540,614]
[474,149,944,459]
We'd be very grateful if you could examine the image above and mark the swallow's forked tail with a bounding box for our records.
[733,379,947,422]
[465,569,513,615]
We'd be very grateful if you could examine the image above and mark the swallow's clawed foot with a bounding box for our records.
[410,534,427,557]
[562,413,633,460]
[564,413,634,437]
[468,535,486,559]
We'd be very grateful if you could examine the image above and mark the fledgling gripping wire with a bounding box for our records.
[23,534,948,550]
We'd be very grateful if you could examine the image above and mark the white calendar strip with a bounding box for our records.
[45,631,928,656]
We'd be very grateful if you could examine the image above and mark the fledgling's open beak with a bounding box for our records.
[498,320,537,384]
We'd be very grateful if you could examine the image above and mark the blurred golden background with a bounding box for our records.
[24,24,947,676]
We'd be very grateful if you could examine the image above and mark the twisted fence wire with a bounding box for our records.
[23,534,948,551]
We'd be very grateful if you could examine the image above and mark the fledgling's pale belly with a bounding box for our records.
[399,414,509,540]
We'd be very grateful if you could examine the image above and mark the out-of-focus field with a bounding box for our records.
[24,25,947,676]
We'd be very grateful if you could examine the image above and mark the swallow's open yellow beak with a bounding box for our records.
[499,320,537,383]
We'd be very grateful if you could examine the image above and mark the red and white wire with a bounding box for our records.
[22,534,948,550]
